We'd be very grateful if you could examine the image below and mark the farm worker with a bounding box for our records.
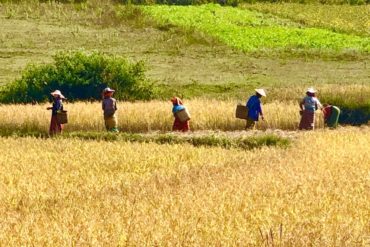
[171,97,190,132]
[322,104,340,128]
[299,87,322,130]
[47,90,65,135]
[245,89,266,130]
[102,87,118,132]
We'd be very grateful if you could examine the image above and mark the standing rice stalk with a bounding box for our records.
[0,100,323,133]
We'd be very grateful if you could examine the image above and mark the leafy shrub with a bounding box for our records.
[0,50,156,103]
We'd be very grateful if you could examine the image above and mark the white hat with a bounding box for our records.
[306,87,316,93]
[255,88,266,97]
[51,90,65,99]
[103,87,115,93]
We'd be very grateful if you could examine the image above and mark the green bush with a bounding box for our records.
[0,50,156,103]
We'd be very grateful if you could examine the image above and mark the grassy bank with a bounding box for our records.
[0,130,291,150]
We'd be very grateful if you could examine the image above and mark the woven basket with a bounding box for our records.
[235,105,247,119]
[56,110,68,124]
[176,108,191,122]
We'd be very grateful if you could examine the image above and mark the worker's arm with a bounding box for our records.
[316,99,323,110]
[258,103,264,121]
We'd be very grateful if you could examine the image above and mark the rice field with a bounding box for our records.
[0,100,324,133]
[0,127,369,245]
[0,1,370,246]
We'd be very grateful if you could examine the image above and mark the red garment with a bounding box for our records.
[171,97,189,132]
[322,106,332,120]
[173,116,190,132]
[49,115,63,135]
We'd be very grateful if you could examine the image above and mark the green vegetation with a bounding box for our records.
[66,132,291,150]
[0,2,369,244]
[243,3,370,36]
[0,50,155,103]
[0,2,368,123]
[322,92,370,125]
[0,130,291,150]
[143,4,370,54]
[0,0,368,4]
[1,2,368,89]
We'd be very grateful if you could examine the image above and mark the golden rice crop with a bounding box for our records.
[0,127,369,245]
[0,99,324,133]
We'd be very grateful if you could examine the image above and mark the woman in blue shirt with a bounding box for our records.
[299,88,322,130]
[246,89,266,130]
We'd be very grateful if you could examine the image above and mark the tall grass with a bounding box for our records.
[0,87,368,132]
[0,100,324,133]
[0,128,369,245]
[2,85,369,134]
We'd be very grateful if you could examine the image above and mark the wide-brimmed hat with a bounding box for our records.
[51,90,65,99]
[103,87,115,93]
[306,87,316,94]
[255,88,266,97]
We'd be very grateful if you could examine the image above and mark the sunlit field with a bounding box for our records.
[0,1,369,246]
[0,100,324,133]
[0,128,369,245]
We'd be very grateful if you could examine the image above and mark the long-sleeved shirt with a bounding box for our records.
[102,97,117,117]
[246,95,262,121]
[51,99,63,116]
